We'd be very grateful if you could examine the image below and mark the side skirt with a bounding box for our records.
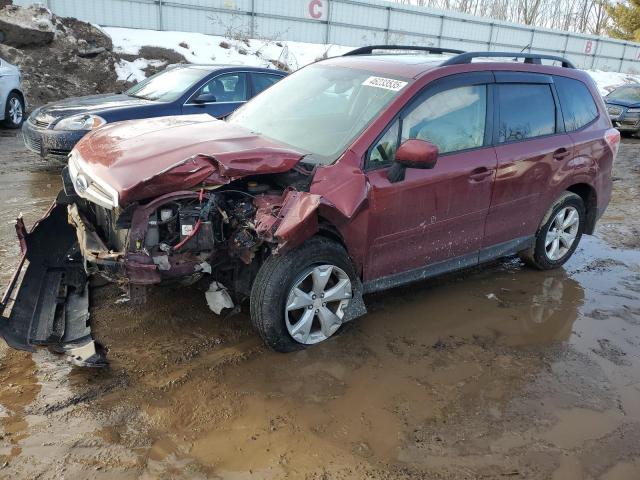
[363,235,534,294]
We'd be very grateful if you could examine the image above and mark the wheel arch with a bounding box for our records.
[9,89,25,103]
[316,217,364,278]
[565,183,597,234]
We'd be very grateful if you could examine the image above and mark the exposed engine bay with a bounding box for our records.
[77,169,317,298]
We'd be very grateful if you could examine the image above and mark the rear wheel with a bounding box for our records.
[520,192,585,270]
[2,92,24,129]
[250,237,356,352]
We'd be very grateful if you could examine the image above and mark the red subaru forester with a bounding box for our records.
[1,47,620,365]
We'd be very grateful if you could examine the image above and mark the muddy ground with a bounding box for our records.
[0,131,639,479]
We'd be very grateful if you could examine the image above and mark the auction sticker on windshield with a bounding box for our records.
[362,76,408,91]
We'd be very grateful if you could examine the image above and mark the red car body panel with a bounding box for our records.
[364,145,497,280]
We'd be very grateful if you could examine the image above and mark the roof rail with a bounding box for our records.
[441,51,575,68]
[344,45,465,56]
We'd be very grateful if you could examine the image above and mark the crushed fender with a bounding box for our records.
[0,202,107,367]
[310,149,369,219]
[254,190,322,253]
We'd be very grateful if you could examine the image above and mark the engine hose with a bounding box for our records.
[172,218,202,251]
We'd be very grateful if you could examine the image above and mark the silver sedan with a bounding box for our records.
[0,57,25,128]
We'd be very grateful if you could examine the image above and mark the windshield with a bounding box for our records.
[125,67,210,102]
[607,85,640,103]
[228,64,410,164]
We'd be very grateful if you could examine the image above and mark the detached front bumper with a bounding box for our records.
[0,201,107,366]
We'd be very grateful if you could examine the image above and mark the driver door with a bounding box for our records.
[364,74,497,283]
[182,72,248,118]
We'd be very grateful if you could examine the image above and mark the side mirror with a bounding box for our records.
[388,139,439,183]
[193,93,217,104]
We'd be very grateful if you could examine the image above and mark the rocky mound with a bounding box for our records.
[0,4,131,109]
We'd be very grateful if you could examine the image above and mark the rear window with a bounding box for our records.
[497,84,556,143]
[554,76,598,131]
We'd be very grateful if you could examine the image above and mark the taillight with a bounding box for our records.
[604,128,621,158]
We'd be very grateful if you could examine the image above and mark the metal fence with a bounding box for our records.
[15,0,640,73]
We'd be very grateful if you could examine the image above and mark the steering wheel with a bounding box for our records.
[376,143,390,163]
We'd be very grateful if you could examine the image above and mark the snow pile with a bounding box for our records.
[104,27,351,82]
[113,57,166,83]
[104,27,640,96]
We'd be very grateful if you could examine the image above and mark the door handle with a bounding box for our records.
[553,148,571,160]
[469,167,494,182]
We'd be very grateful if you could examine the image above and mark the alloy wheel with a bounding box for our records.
[285,264,352,345]
[544,206,580,261]
[8,97,22,125]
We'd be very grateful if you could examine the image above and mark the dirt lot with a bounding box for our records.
[0,131,639,479]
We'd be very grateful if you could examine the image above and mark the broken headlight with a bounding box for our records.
[68,150,120,209]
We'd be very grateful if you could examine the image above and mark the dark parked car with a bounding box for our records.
[605,84,640,136]
[1,47,619,366]
[22,64,286,159]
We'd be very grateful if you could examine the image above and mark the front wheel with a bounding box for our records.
[2,92,24,129]
[520,192,585,270]
[250,237,357,352]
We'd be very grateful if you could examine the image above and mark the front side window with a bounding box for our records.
[554,76,598,131]
[368,119,400,168]
[197,73,247,102]
[125,67,210,102]
[228,64,410,165]
[497,84,556,143]
[367,84,487,168]
[402,85,487,154]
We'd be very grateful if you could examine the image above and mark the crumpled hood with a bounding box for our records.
[73,114,305,205]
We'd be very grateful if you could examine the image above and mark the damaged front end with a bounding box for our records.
[0,201,106,367]
[0,135,369,364]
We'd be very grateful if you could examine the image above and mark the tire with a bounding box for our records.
[2,92,24,129]
[250,237,357,353]
[520,192,585,270]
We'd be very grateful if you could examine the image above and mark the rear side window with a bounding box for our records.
[251,73,282,95]
[497,84,556,143]
[554,76,598,131]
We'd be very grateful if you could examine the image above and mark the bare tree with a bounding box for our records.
[390,0,612,35]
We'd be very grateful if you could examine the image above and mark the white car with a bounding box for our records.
[0,57,25,128]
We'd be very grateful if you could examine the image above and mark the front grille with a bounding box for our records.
[47,148,71,157]
[22,128,42,154]
[607,105,623,116]
[32,118,50,128]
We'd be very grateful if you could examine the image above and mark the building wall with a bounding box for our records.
[15,0,640,73]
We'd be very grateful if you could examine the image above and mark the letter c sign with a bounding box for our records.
[308,0,323,20]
